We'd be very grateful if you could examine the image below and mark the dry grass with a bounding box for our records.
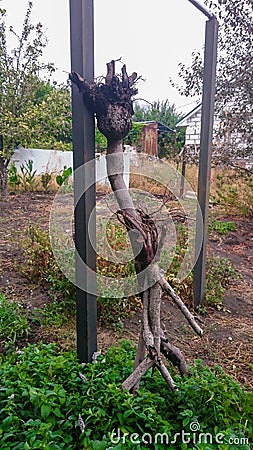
[129,173,176,198]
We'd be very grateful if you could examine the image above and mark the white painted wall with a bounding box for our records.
[11,147,133,187]
[12,148,73,175]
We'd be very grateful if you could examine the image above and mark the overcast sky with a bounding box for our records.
[1,0,208,113]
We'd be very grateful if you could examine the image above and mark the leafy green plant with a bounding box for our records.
[56,165,72,187]
[0,292,30,346]
[0,341,251,449]
[41,172,52,191]
[208,217,237,235]
[19,159,38,191]
[7,162,21,190]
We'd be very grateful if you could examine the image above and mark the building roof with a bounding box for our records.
[176,104,202,127]
[157,121,176,134]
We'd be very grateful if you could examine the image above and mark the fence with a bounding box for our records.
[11,147,134,187]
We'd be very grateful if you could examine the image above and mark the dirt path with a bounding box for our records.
[0,192,252,388]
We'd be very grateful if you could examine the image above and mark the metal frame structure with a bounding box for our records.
[69,0,217,361]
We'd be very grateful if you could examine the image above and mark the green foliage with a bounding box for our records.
[7,162,21,189]
[0,342,251,449]
[55,166,72,187]
[0,292,30,346]
[0,1,72,190]
[22,225,55,283]
[0,3,55,162]
[208,218,237,235]
[28,84,72,151]
[133,100,178,127]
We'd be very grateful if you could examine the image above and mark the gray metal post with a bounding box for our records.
[69,0,97,362]
[193,16,218,306]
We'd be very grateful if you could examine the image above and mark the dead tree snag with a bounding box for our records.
[70,61,203,391]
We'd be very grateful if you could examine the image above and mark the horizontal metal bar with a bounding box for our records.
[187,0,214,19]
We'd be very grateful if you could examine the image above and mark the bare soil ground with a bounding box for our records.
[0,191,252,388]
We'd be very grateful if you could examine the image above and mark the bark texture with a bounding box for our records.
[70,61,203,391]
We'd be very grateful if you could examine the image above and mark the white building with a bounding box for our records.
[176,104,252,168]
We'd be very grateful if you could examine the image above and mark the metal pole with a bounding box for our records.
[193,16,218,306]
[69,0,97,362]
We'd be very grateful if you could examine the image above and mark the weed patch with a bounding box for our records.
[161,223,239,308]
[208,217,237,235]
[213,171,253,217]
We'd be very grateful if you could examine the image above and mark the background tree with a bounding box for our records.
[172,0,253,165]
[133,100,185,158]
[28,83,72,151]
[0,1,71,196]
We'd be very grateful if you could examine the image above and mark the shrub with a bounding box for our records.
[21,225,75,323]
[0,341,251,449]
[0,293,30,347]
[21,224,140,326]
[205,257,240,308]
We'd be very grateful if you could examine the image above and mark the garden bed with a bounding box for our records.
[0,191,252,388]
